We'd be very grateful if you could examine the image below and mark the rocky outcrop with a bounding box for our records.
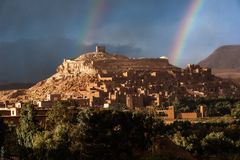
[25,50,176,100]
[56,51,174,75]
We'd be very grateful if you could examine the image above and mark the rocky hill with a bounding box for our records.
[25,46,178,101]
[1,46,240,103]
[199,45,240,80]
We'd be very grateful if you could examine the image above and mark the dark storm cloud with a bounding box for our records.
[0,0,142,82]
[0,0,89,39]
[0,0,187,41]
[0,37,76,82]
[0,38,142,82]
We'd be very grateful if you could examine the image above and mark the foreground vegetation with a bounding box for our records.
[1,102,240,160]
[172,97,240,118]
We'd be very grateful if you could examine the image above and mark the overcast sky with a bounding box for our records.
[0,0,240,82]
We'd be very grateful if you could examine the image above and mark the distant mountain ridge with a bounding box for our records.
[199,45,240,80]
[199,45,240,69]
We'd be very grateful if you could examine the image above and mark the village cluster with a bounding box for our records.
[0,46,239,124]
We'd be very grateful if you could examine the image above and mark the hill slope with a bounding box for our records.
[199,45,240,80]
[199,45,240,69]
[1,47,240,103]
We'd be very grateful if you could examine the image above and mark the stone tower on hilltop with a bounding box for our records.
[96,46,106,53]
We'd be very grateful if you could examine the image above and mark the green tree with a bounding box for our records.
[33,102,75,160]
[17,107,165,159]
[209,101,231,116]
[2,125,20,159]
[77,109,132,159]
[171,132,201,155]
[76,109,164,159]
[45,101,77,129]
[32,124,71,160]
[201,132,234,156]
[231,102,240,118]
[16,104,38,159]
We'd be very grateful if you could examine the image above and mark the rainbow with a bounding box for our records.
[80,0,107,45]
[169,0,203,66]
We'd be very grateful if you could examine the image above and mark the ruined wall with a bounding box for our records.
[92,58,174,72]
[160,106,175,119]
[178,112,198,119]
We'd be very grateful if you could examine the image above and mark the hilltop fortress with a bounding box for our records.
[1,46,240,121]
[1,46,240,113]
[57,46,177,75]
